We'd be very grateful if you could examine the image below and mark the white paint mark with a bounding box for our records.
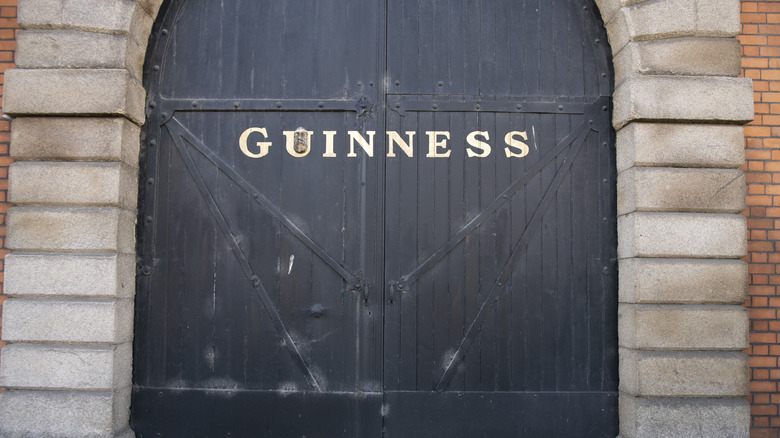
[288,254,295,274]
[531,125,538,150]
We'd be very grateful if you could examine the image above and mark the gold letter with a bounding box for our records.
[426,131,451,158]
[387,131,415,157]
[323,131,337,157]
[239,127,272,158]
[466,131,491,158]
[283,128,314,158]
[347,131,375,157]
[504,131,529,158]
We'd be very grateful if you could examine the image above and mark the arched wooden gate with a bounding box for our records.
[132,0,617,435]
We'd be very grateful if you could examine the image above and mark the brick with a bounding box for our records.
[3,69,145,125]
[4,253,134,298]
[6,206,136,253]
[620,349,748,397]
[1,298,133,343]
[618,167,745,214]
[619,304,748,350]
[9,162,136,209]
[618,212,747,259]
[0,343,131,390]
[614,76,754,129]
[619,258,747,304]
[10,117,140,165]
[0,388,132,438]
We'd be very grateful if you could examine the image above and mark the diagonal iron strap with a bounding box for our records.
[166,117,359,286]
[434,127,593,393]
[167,124,322,392]
[396,121,590,290]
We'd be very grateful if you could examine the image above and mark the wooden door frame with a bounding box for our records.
[0,0,752,436]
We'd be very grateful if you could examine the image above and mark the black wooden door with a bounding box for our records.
[132,1,617,437]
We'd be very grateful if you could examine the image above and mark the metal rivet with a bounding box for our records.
[497,282,503,288]
[602,142,608,148]
[149,102,156,108]
[602,217,608,223]
[310,304,325,318]
[369,81,374,86]
[432,104,438,110]
[275,101,282,108]
[589,120,593,125]
[145,216,154,224]
[475,104,481,110]
[602,178,608,184]
[357,81,363,86]
[438,81,444,87]
[234,102,240,108]
[191,101,198,108]
[395,103,401,108]
[583,5,588,9]
[601,73,607,78]
[253,193,259,198]
[161,113,168,119]
[595,38,600,44]
[318,101,324,108]
[161,29,169,36]
[152,65,160,72]
[395,80,401,86]
[602,106,608,111]
[149,140,156,147]
[142,265,152,275]
[147,178,154,185]
[516,104,522,110]
[602,267,610,275]
[558,105,564,111]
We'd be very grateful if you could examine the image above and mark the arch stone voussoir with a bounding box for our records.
[0,0,752,436]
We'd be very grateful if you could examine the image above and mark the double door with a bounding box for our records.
[132,0,617,436]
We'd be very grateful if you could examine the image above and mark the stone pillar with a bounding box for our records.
[0,0,155,436]
[598,0,754,436]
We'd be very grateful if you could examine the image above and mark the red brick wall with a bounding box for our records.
[741,0,780,436]
[0,0,16,391]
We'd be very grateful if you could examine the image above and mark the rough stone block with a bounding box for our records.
[619,258,747,304]
[11,117,140,165]
[16,30,144,80]
[5,253,135,298]
[620,395,750,438]
[2,298,133,343]
[4,69,145,125]
[19,0,153,47]
[613,76,754,129]
[0,388,131,438]
[620,349,748,397]
[618,212,746,259]
[9,162,137,209]
[619,304,748,350]
[614,38,741,86]
[7,206,136,253]
[0,343,132,390]
[618,167,745,215]
[616,123,745,172]
[607,0,740,52]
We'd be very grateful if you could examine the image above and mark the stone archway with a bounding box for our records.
[0,0,752,436]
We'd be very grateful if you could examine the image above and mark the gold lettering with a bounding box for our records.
[239,127,272,158]
[425,131,451,158]
[466,131,491,158]
[283,128,314,158]
[387,131,415,157]
[323,131,337,157]
[347,131,375,157]
[504,131,529,158]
